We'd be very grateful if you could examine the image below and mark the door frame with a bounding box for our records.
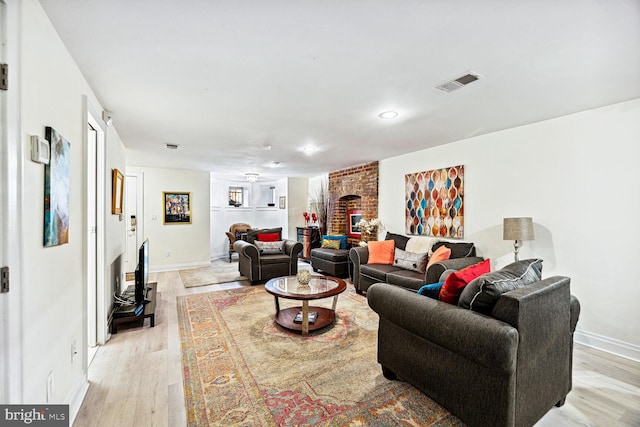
[125,172,144,276]
[84,99,107,345]
[0,0,24,403]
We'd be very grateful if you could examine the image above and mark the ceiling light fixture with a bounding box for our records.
[262,144,272,151]
[245,173,259,183]
[268,161,281,168]
[302,146,317,155]
[378,110,398,119]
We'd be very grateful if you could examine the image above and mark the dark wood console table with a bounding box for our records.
[110,281,157,334]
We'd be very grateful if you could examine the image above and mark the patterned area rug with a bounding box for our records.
[177,285,464,426]
[178,259,249,288]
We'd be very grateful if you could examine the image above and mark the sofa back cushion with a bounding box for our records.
[458,258,543,314]
[247,227,282,244]
[432,241,476,258]
[367,240,395,264]
[385,232,410,250]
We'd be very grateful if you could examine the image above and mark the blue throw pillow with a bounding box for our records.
[418,282,444,300]
[323,235,347,249]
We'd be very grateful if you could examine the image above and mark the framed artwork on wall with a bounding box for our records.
[112,168,124,215]
[43,126,71,247]
[348,209,362,238]
[405,164,464,238]
[163,191,191,224]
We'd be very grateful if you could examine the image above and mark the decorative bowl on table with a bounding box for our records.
[297,270,311,286]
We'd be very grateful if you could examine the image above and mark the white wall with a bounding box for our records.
[209,175,289,259]
[127,166,211,270]
[287,177,310,239]
[20,0,127,410]
[379,98,640,358]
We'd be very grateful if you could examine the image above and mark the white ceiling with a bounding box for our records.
[39,0,640,180]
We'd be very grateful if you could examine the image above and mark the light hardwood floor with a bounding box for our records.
[72,268,640,427]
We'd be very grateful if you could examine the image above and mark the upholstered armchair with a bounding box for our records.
[225,223,252,262]
[233,227,303,283]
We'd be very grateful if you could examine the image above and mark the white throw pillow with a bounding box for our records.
[255,240,285,254]
[405,236,435,255]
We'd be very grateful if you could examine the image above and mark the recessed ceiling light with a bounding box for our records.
[302,146,317,155]
[378,111,398,119]
[165,143,179,149]
[268,161,281,168]
[262,144,272,150]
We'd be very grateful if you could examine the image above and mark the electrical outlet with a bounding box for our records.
[47,371,55,402]
[71,340,78,363]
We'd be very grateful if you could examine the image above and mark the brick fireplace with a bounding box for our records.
[328,161,379,246]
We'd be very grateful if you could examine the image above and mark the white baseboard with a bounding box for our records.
[150,261,211,272]
[574,329,640,363]
[67,374,90,426]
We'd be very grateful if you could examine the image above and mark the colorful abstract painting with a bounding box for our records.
[405,165,464,238]
[44,127,71,247]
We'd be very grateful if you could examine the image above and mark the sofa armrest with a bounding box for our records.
[425,256,484,284]
[234,240,259,261]
[349,246,369,288]
[367,283,518,373]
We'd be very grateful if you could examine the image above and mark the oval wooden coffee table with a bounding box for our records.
[264,275,347,335]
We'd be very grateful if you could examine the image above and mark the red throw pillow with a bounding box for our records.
[257,232,279,242]
[439,259,491,304]
[367,240,395,265]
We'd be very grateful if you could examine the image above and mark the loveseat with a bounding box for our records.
[367,261,581,427]
[233,227,303,283]
[349,232,484,294]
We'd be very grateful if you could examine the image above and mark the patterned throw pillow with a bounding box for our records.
[321,239,341,249]
[393,248,429,273]
[254,240,285,254]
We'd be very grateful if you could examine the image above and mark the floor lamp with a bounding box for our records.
[503,217,535,261]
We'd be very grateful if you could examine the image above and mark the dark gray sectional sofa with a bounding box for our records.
[349,232,484,294]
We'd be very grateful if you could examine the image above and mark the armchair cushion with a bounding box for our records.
[393,248,429,273]
[321,239,342,249]
[246,227,282,244]
[257,232,280,242]
[323,234,347,249]
[255,240,285,254]
[459,258,543,314]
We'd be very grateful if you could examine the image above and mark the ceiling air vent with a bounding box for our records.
[165,143,179,150]
[434,72,482,93]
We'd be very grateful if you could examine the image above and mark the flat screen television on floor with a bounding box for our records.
[135,239,149,304]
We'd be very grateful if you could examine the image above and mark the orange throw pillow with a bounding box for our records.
[426,245,452,270]
[439,259,491,304]
[367,240,395,265]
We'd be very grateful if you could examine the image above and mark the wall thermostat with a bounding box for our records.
[31,135,50,164]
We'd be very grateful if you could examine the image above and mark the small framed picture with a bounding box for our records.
[348,209,362,238]
[163,192,191,224]
[279,196,286,209]
[112,168,124,215]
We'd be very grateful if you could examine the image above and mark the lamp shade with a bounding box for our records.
[503,217,535,241]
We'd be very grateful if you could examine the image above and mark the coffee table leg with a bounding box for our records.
[273,296,280,313]
[302,301,309,335]
[331,295,339,312]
